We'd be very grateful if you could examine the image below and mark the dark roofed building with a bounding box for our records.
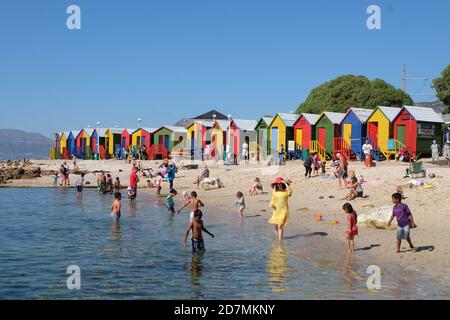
[174,109,228,127]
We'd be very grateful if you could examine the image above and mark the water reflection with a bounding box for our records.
[127,201,137,216]
[267,242,289,293]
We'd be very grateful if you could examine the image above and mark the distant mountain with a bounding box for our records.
[415,101,447,114]
[0,129,52,160]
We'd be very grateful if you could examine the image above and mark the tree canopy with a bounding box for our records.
[433,65,450,113]
[297,75,413,114]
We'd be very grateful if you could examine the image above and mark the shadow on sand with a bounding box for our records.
[284,232,328,240]
[355,244,381,251]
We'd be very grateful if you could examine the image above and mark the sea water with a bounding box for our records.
[0,188,448,299]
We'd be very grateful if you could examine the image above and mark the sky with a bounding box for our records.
[0,0,449,136]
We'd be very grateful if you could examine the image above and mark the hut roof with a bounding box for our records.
[403,106,445,123]
[300,113,320,125]
[233,119,258,131]
[275,113,300,127]
[343,108,373,124]
[376,106,402,122]
[319,112,346,125]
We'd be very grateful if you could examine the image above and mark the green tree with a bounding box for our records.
[297,75,413,114]
[433,65,450,113]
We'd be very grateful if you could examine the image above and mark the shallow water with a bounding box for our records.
[0,188,448,299]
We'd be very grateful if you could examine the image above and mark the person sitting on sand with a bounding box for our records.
[268,177,292,241]
[343,203,358,253]
[184,210,214,253]
[195,164,209,189]
[248,177,264,196]
[342,176,364,201]
[178,191,205,223]
[387,193,417,253]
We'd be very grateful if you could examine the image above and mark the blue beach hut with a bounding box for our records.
[339,108,373,160]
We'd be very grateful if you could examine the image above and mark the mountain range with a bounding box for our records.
[0,129,52,160]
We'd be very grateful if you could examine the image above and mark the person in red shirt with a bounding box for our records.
[129,167,139,200]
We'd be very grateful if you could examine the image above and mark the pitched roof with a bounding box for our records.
[163,126,187,133]
[299,113,320,125]
[321,112,346,124]
[213,120,230,131]
[106,128,125,135]
[403,106,445,123]
[192,110,228,120]
[67,130,79,138]
[344,108,373,124]
[232,119,258,131]
[84,128,95,136]
[275,113,300,127]
[376,106,402,122]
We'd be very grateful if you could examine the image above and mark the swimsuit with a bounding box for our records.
[191,238,205,252]
[111,211,120,222]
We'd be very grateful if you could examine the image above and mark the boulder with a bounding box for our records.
[358,206,396,230]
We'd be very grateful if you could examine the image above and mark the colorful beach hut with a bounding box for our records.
[120,129,134,149]
[293,113,319,150]
[210,120,229,160]
[268,113,300,154]
[75,128,94,159]
[313,112,345,159]
[186,120,214,158]
[90,128,108,159]
[66,131,78,158]
[59,132,68,159]
[105,128,124,158]
[366,106,401,159]
[255,116,273,159]
[131,128,156,159]
[229,119,258,160]
[393,106,444,157]
[338,108,372,160]
[150,126,187,159]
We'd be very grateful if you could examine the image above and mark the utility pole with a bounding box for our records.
[402,64,434,97]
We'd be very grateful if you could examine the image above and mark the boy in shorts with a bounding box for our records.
[184,210,214,253]
[387,193,417,253]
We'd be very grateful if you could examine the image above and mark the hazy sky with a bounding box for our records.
[1,0,449,136]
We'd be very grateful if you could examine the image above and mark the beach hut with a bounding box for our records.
[338,108,373,160]
[268,113,300,155]
[131,128,156,159]
[210,120,229,160]
[120,129,134,149]
[293,113,319,151]
[366,106,401,160]
[255,116,273,160]
[313,112,345,159]
[66,131,78,158]
[229,119,258,160]
[105,128,124,158]
[90,128,108,160]
[150,126,187,159]
[59,132,68,159]
[75,128,94,159]
[186,120,214,159]
[393,106,444,157]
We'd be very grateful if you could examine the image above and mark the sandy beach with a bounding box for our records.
[3,158,450,287]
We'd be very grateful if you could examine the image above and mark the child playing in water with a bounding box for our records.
[76,173,85,198]
[343,203,358,253]
[182,191,190,202]
[235,191,245,217]
[167,189,177,214]
[114,177,121,193]
[178,191,205,223]
[184,210,214,253]
[111,192,122,222]
[106,174,113,193]
[127,187,136,201]
[154,173,163,196]
[52,174,59,187]
[387,193,417,253]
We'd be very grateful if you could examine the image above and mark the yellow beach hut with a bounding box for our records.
[105,128,125,158]
[59,132,68,159]
[268,113,300,154]
[210,120,229,160]
[366,106,402,160]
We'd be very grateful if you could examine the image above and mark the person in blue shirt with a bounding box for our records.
[167,163,175,189]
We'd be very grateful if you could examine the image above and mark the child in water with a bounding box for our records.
[388,193,417,253]
[76,173,85,198]
[235,191,245,217]
[154,173,163,196]
[184,210,214,253]
[167,189,177,214]
[178,191,205,223]
[111,192,122,222]
[343,203,358,253]
[114,177,121,193]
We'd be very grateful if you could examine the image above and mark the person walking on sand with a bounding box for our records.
[184,210,214,253]
[336,153,348,189]
[431,140,440,165]
[303,154,313,178]
[178,191,205,223]
[167,163,175,190]
[387,193,417,253]
[362,140,373,168]
[343,203,358,253]
[268,177,292,241]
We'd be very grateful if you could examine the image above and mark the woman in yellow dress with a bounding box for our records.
[269,177,292,240]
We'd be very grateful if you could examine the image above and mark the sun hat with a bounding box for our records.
[271,177,285,189]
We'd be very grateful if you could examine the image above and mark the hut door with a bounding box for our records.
[343,124,352,144]
[318,128,326,147]
[295,129,303,149]
[271,128,278,153]
[191,131,195,150]
[368,122,378,144]
[397,125,406,145]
